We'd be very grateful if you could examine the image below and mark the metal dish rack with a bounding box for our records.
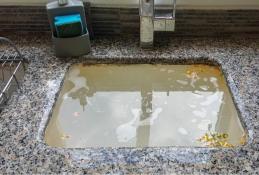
[0,37,26,112]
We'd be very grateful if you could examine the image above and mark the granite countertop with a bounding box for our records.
[0,33,258,174]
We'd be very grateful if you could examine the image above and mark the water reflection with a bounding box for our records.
[45,64,246,148]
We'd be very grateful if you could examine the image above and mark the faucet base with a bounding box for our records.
[140,42,154,49]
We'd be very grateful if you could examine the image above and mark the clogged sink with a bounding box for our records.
[44,64,247,148]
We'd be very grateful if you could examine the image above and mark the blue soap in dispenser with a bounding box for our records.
[54,13,84,38]
[46,0,91,57]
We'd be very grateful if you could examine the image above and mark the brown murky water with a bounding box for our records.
[45,64,246,148]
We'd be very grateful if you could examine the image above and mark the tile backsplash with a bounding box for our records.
[0,4,258,36]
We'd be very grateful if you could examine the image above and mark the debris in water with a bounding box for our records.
[197,132,234,148]
[73,112,80,117]
[61,134,70,140]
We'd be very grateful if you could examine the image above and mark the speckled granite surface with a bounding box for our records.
[0,33,258,174]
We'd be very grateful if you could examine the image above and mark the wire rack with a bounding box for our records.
[0,37,26,112]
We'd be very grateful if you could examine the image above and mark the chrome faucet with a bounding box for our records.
[140,0,176,48]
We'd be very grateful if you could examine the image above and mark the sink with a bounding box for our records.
[44,64,246,148]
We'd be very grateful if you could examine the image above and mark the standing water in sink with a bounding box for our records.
[45,64,246,148]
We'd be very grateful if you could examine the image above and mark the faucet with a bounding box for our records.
[140,0,176,48]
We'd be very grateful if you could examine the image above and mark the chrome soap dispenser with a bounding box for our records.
[46,0,91,57]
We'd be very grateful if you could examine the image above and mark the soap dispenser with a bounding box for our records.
[46,0,91,57]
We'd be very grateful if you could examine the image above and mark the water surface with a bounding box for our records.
[45,64,246,148]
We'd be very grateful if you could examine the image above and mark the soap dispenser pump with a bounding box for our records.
[46,0,91,57]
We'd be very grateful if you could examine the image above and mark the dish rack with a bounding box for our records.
[0,37,26,112]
